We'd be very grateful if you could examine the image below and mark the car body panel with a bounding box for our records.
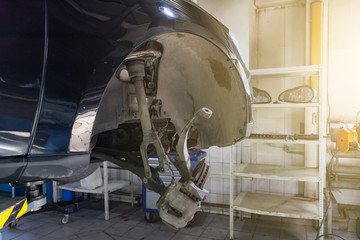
[0,0,45,157]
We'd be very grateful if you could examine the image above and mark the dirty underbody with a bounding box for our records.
[89,32,252,229]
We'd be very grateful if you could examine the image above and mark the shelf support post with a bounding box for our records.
[103,161,109,220]
[230,144,234,239]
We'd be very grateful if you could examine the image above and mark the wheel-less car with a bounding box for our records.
[0,0,252,229]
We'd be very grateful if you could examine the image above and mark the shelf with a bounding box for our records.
[58,180,129,194]
[233,164,319,182]
[209,174,230,178]
[332,164,360,175]
[231,63,326,239]
[247,138,319,144]
[331,151,360,159]
[250,65,322,79]
[253,103,319,108]
[330,177,360,190]
[233,192,319,220]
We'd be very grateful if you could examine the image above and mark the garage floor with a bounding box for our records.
[0,193,358,240]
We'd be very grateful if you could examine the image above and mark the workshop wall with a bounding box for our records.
[195,0,250,67]
[328,0,360,123]
[327,0,360,205]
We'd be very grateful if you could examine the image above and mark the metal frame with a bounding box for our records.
[142,184,160,215]
[318,65,326,238]
[57,161,131,220]
[230,65,326,239]
[229,145,235,239]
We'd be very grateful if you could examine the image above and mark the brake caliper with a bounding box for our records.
[157,181,208,229]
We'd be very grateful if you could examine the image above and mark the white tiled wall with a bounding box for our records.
[203,146,231,205]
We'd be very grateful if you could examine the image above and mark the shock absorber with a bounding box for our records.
[123,50,168,184]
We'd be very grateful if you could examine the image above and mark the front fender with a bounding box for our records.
[71,0,252,153]
[150,32,252,147]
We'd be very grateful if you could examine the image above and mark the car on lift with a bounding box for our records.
[0,0,252,229]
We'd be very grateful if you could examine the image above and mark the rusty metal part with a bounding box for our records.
[192,159,210,190]
[124,50,162,63]
[156,181,208,229]
[174,108,212,181]
[124,50,171,182]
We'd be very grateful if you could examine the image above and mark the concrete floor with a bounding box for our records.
[0,194,358,240]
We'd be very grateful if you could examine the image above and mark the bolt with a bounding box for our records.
[143,178,148,184]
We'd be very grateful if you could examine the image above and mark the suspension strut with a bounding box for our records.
[123,51,168,184]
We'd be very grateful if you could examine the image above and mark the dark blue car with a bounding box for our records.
[0,0,252,228]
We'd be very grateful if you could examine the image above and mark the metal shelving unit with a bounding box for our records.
[247,138,319,145]
[327,151,360,234]
[230,65,326,239]
[253,103,319,108]
[233,164,319,182]
[57,161,132,220]
[233,192,319,219]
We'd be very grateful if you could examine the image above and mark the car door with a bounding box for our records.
[0,0,45,156]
